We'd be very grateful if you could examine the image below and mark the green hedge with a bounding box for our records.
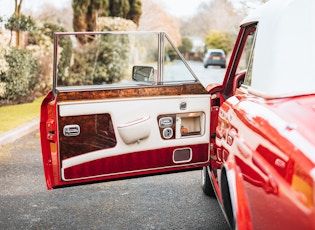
[0,48,38,103]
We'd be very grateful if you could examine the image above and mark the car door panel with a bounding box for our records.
[40,31,212,189]
[59,94,210,179]
[41,83,211,188]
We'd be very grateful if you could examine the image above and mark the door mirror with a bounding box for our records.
[132,66,155,83]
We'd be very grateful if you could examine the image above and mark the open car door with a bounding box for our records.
[40,31,211,189]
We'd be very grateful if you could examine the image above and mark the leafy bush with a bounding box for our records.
[95,17,136,84]
[178,37,193,54]
[63,17,136,86]
[28,22,72,91]
[204,31,234,54]
[96,17,137,31]
[166,45,177,61]
[39,23,72,86]
[26,43,53,95]
[0,48,38,103]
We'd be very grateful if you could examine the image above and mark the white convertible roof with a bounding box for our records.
[241,0,315,98]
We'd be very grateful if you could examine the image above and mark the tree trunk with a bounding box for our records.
[15,0,23,48]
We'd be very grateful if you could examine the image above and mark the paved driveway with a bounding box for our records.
[0,130,229,229]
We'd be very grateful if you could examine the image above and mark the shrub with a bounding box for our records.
[178,37,193,54]
[63,17,136,86]
[0,30,10,100]
[96,17,137,31]
[204,31,234,55]
[26,43,53,96]
[28,22,72,91]
[0,48,38,103]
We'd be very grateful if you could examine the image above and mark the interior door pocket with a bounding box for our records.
[117,116,151,144]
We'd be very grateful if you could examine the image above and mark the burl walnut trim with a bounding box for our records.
[57,83,208,102]
[157,114,176,140]
[59,114,116,160]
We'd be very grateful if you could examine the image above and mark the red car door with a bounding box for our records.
[40,31,211,189]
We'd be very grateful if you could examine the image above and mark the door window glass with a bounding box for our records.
[238,25,258,86]
[236,26,257,74]
[54,32,197,90]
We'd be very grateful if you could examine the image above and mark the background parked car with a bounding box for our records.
[203,49,226,68]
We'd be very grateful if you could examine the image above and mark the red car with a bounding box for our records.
[40,0,315,229]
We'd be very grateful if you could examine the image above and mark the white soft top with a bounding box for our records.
[241,0,315,98]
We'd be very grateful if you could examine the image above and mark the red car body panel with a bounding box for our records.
[40,92,59,190]
[206,0,315,228]
[215,91,315,229]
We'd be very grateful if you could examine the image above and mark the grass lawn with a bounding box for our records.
[0,97,44,134]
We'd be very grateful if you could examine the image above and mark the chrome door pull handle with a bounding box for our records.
[63,125,80,137]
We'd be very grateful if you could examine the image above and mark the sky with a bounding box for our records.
[0,0,71,16]
[0,0,258,18]
[153,0,208,18]
[0,0,209,18]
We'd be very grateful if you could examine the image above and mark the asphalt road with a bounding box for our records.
[0,61,228,229]
[187,61,226,87]
[0,130,229,230]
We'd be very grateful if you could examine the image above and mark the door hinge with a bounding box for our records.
[46,119,57,142]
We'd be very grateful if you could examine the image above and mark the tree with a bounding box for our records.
[26,3,73,31]
[239,0,269,11]
[178,37,193,54]
[72,0,142,44]
[204,31,234,54]
[5,14,36,47]
[138,0,181,47]
[127,0,142,25]
[4,0,36,48]
[10,0,22,47]
[180,0,242,37]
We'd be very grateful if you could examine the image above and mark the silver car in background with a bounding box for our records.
[203,49,226,68]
